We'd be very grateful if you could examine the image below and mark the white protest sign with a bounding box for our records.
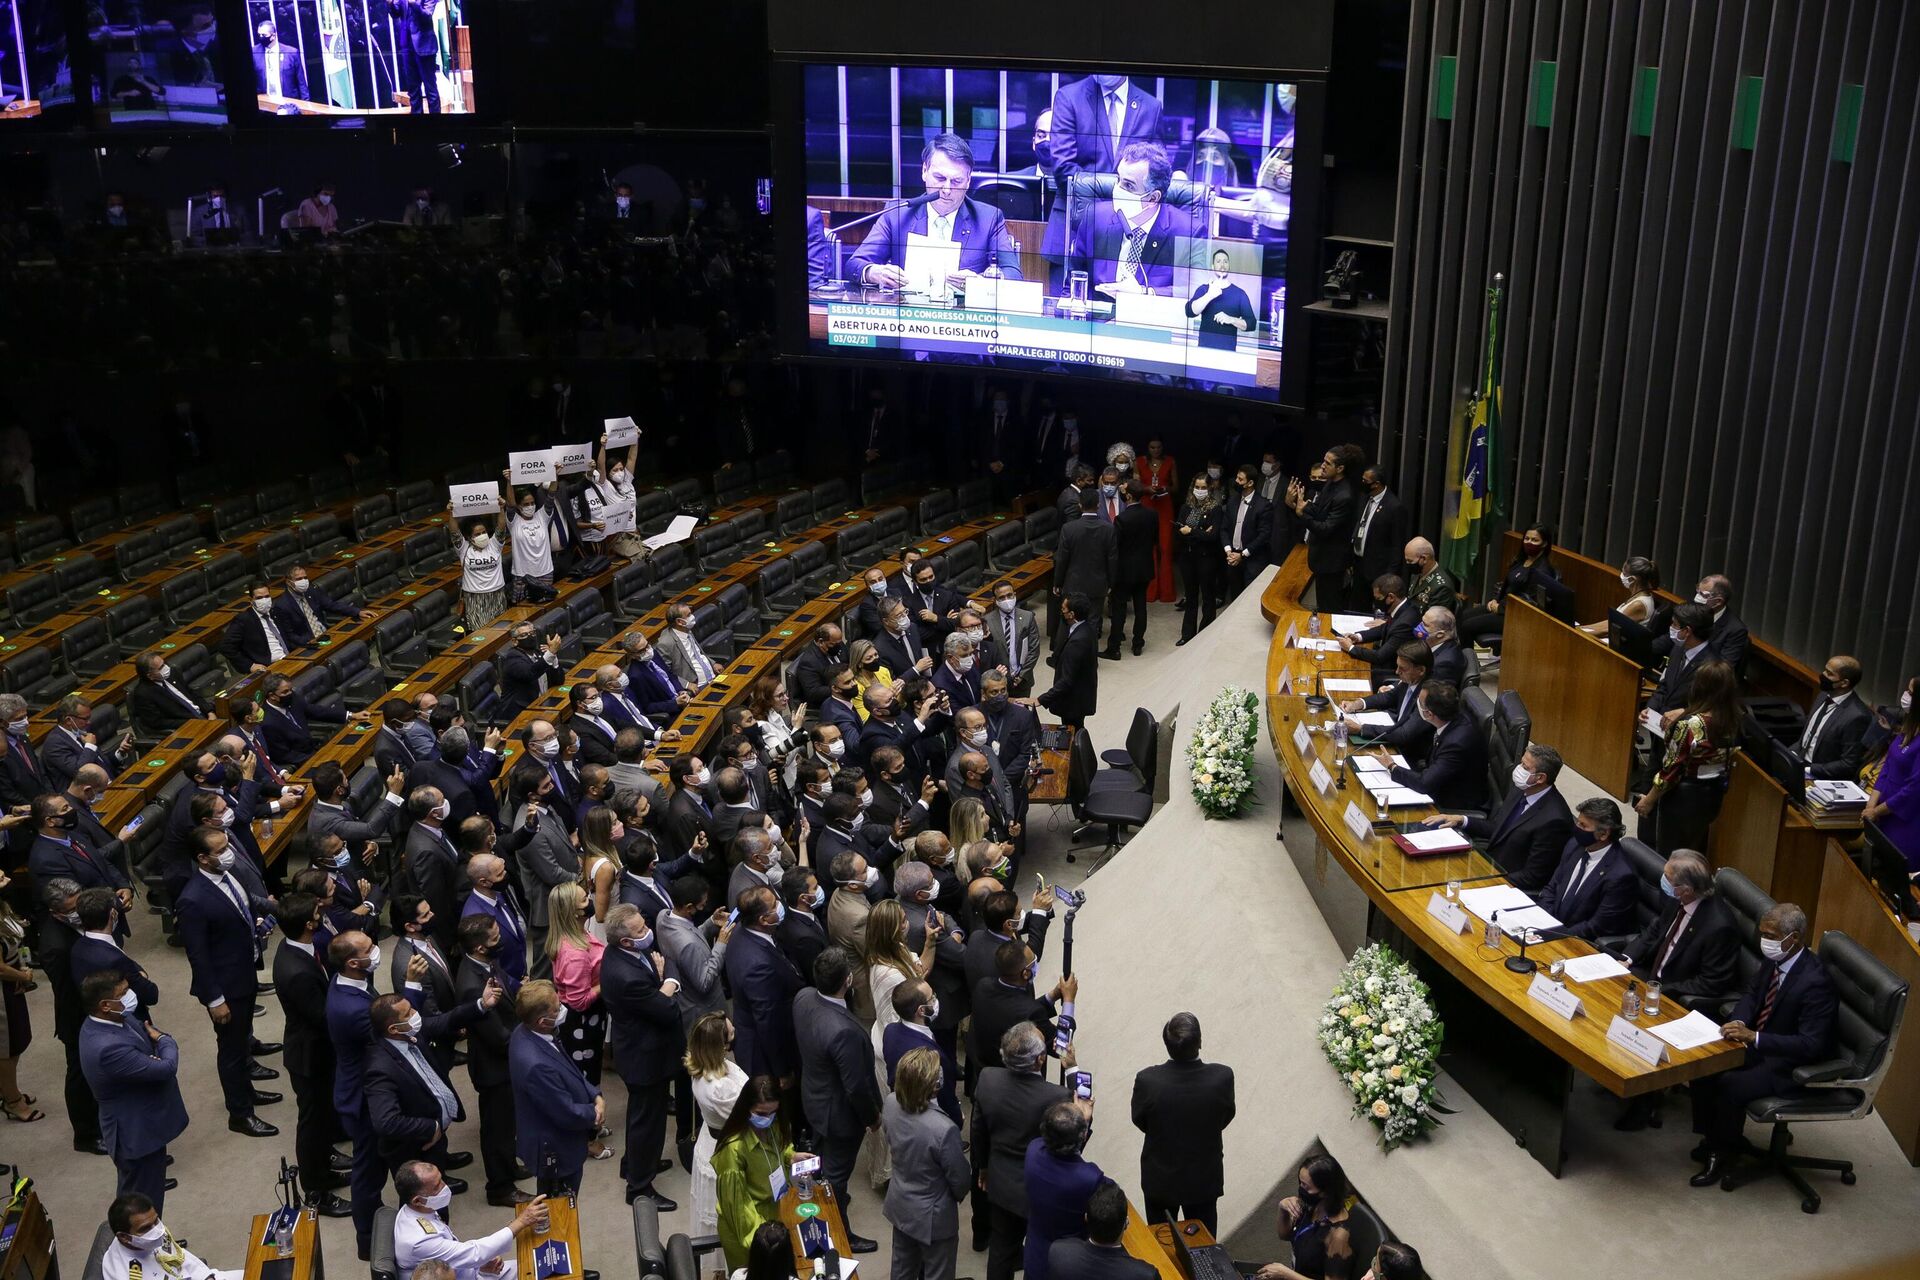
[449,482,500,518]
[551,442,594,475]
[508,450,555,484]
[603,417,640,447]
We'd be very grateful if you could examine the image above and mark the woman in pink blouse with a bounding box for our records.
[546,880,615,1162]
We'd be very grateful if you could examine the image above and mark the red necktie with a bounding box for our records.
[1756,966,1784,1031]
[1653,906,1688,978]
[13,737,41,783]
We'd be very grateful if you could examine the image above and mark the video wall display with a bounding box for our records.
[1,0,74,119]
[88,1,227,126]
[798,63,1298,399]
[247,0,475,120]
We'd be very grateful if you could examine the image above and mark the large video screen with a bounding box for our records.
[799,64,1297,399]
[2,0,75,120]
[88,1,227,126]
[247,0,476,121]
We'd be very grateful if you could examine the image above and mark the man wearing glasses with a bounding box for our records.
[845,133,1024,294]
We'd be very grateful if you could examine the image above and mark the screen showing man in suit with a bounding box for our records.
[87,1,228,126]
[246,0,476,120]
[798,63,1299,402]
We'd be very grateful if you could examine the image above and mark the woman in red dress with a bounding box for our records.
[1134,437,1179,602]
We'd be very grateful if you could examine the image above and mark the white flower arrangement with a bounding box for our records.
[1186,685,1260,818]
[1319,943,1449,1150]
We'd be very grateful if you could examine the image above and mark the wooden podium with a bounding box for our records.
[0,1192,53,1280]
[776,1183,852,1276]
[241,1209,323,1280]
[516,1197,583,1280]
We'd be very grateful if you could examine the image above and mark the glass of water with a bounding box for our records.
[1644,980,1662,1018]
[1445,879,1461,901]
[1068,270,1090,308]
[1548,958,1566,980]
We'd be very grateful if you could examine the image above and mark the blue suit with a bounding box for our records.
[844,198,1023,288]
[1048,75,1164,179]
[1065,201,1197,296]
[175,870,267,1117]
[819,697,864,758]
[71,936,160,1019]
[806,206,834,290]
[327,976,385,1250]
[1023,1141,1108,1280]
[1534,840,1640,942]
[721,930,805,1078]
[460,890,529,985]
[273,586,360,647]
[509,1025,601,1192]
[80,1014,189,1211]
[29,832,130,896]
[626,656,684,722]
[883,1022,960,1125]
[1691,949,1839,1150]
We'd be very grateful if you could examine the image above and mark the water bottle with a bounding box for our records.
[1622,980,1642,1022]
[1270,284,1287,346]
[261,815,274,840]
[1331,719,1349,769]
[793,1164,814,1202]
[1307,614,1322,641]
[272,1212,294,1257]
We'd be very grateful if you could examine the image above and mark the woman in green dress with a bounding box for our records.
[711,1074,815,1270]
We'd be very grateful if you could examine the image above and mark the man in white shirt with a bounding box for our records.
[393,1162,547,1280]
[103,1194,242,1280]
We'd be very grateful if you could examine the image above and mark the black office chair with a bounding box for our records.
[1719,931,1909,1212]
[1712,867,1778,1021]
[1340,1201,1394,1274]
[631,1197,667,1277]
[370,1206,399,1280]
[1102,706,1155,770]
[970,176,1042,223]
[1067,731,1151,867]
[1857,819,1920,918]
[1597,837,1667,954]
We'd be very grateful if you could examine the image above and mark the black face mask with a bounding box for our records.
[981,695,1009,712]
[1818,674,1838,695]
[1572,827,1599,848]
[1297,1183,1320,1208]
[517,635,538,650]
[58,809,81,830]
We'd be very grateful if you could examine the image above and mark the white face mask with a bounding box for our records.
[582,697,603,716]
[996,598,1016,614]
[471,534,490,549]
[1191,487,1208,502]
[549,1006,568,1030]
[1111,190,1144,223]
[253,598,273,615]
[954,655,976,673]
[6,717,28,736]
[1903,692,1914,712]
[128,1225,168,1250]
[401,1011,423,1038]
[1619,571,1633,589]
[291,577,310,593]
[1511,762,1534,789]
[430,799,451,821]
[615,195,631,210]
[826,740,845,759]
[864,865,880,888]
[868,580,887,596]
[537,738,560,758]
[966,729,988,748]
[214,847,235,870]
[1759,936,1789,962]
[927,996,941,1021]
[317,194,332,206]
[119,988,140,1013]
[691,767,711,786]
[423,1186,453,1210]
[1693,591,1712,606]
[1260,461,1279,476]
[365,945,383,974]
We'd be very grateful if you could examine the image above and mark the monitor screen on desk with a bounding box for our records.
[792,62,1302,401]
[247,0,479,123]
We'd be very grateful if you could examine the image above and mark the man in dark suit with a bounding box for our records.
[845,134,1022,292]
[1066,142,1196,297]
[1049,1181,1158,1280]
[1282,444,1364,609]
[1187,249,1258,350]
[1104,482,1159,659]
[723,886,806,1099]
[861,686,946,790]
[1534,798,1640,942]
[979,672,1041,817]
[622,634,690,721]
[882,976,961,1125]
[805,205,834,289]
[1218,464,1274,597]
[602,904,685,1210]
[978,388,1025,500]
[1387,682,1489,811]
[175,827,279,1137]
[69,889,156,1017]
[854,566,898,642]
[274,564,362,647]
[1687,902,1836,1185]
[1038,593,1099,731]
[789,626,846,710]
[1338,643,1437,759]
[509,980,605,1196]
[1423,606,1469,689]
[78,972,188,1211]
[386,0,441,113]
[1428,743,1576,892]
[983,582,1043,697]
[272,892,352,1215]
[775,867,831,989]
[29,792,132,930]
[1048,73,1164,179]
[221,583,296,674]
[326,931,394,1256]
[0,694,51,831]
[454,914,528,1206]
[932,635,983,713]
[1798,655,1873,781]
[43,695,134,788]
[129,651,211,736]
[793,947,883,1251]
[365,990,488,1188]
[904,562,965,653]
[1646,602,1716,722]
[1054,492,1116,648]
[1341,575,1420,686]
[1651,574,1751,676]
[462,852,531,986]
[500,627,566,719]
[399,787,462,948]
[1130,1013,1236,1234]
[1348,465,1411,611]
[35,878,104,1153]
[969,940,1073,1078]
[260,675,351,769]
[1055,468,1092,522]
[253,20,308,100]
[874,599,936,682]
[391,894,463,1082]
[972,1021,1071,1280]
[565,685,619,767]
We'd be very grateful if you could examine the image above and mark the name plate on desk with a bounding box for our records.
[1309,759,1334,795]
[1527,973,1585,1021]
[1293,721,1311,754]
[1284,620,1300,649]
[1606,1015,1670,1065]
[1343,801,1372,843]
[1426,892,1470,933]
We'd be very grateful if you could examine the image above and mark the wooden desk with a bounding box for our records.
[0,1192,53,1280]
[1265,546,1743,1174]
[516,1196,583,1280]
[1030,723,1073,804]
[1499,595,1640,798]
[1116,1204,1217,1279]
[241,1208,322,1280]
[1712,751,1861,935]
[776,1183,852,1277]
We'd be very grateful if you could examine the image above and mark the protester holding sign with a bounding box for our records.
[501,472,562,603]
[458,508,510,628]
[582,433,644,560]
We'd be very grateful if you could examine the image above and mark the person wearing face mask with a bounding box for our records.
[1579,554,1661,636]
[1790,654,1873,782]
[501,625,566,721]
[455,515,510,628]
[1400,536,1459,617]
[1644,602,1717,733]
[365,990,491,1189]
[1346,465,1409,612]
[463,853,529,986]
[68,886,157,1020]
[1687,902,1837,1187]
[1384,681,1489,812]
[1455,521,1560,648]
[42,693,134,789]
[400,786,464,947]
[564,683,620,769]
[130,650,210,735]
[1635,659,1741,855]
[1530,797,1638,942]
[270,892,353,1216]
[932,632,984,711]
[77,970,186,1209]
[1053,490,1118,652]
[874,598,938,685]
[28,790,133,929]
[1218,461,1278,598]
[725,827,792,917]
[1417,606,1468,689]
[508,979,607,1197]
[1102,479,1159,659]
[543,879,613,1114]
[1175,471,1225,643]
[103,1193,241,1280]
[971,1020,1075,1277]
[657,604,720,691]
[395,1161,548,1280]
[1021,1100,1106,1280]
[881,1044,970,1279]
[328,930,403,1253]
[1048,72,1165,179]
[722,886,807,1110]
[712,1074,815,1269]
[500,483,562,606]
[298,183,340,235]
[825,847,882,952]
[273,561,362,648]
[175,826,280,1138]
[400,183,451,225]
[32,877,104,1146]
[1647,572,1750,675]
[219,582,293,674]
[772,866,829,984]
[1863,673,1920,877]
[1337,573,1419,686]
[1252,1154,1355,1280]
[599,903,684,1209]
[1424,741,1573,892]
[883,966,962,1126]
[451,914,530,1207]
[790,946,884,1251]
[1281,445,1363,608]
[253,20,307,101]
[980,583,1042,695]
[1037,591,1100,732]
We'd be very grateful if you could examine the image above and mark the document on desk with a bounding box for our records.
[1323,678,1375,693]
[1294,637,1344,652]
[1346,711,1395,727]
[1458,884,1537,923]
[1403,827,1470,853]
[1352,754,1409,773]
[1329,614,1378,636]
[643,514,699,550]
[1559,953,1630,983]
[902,233,962,297]
[1649,1010,1726,1051]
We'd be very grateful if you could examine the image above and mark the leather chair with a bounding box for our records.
[370,1205,399,1280]
[918,491,957,535]
[754,449,795,483]
[776,490,815,536]
[1719,931,1910,1212]
[984,521,1027,568]
[1067,731,1151,867]
[1712,868,1778,1021]
[79,1221,115,1280]
[870,505,911,549]
[631,1197,666,1277]
[955,477,994,519]
[1596,836,1666,954]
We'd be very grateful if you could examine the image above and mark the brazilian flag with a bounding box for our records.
[1442,276,1506,580]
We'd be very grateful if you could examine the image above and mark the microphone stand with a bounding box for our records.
[822,194,935,292]
[1303,670,1329,714]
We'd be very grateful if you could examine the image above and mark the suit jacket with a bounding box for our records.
[274,937,334,1078]
[569,715,619,768]
[498,647,562,719]
[1464,787,1575,892]
[37,918,84,1043]
[1707,611,1752,675]
[789,647,840,709]
[1430,638,1468,690]
[656,626,717,690]
[1351,489,1411,587]
[395,933,462,1071]
[1357,679,1435,758]
[1067,202,1197,294]
[1648,643,1711,715]
[627,655,685,721]
[515,806,579,928]
[220,608,295,670]
[883,1021,961,1124]
[775,910,830,989]
[400,823,463,946]
[461,891,530,985]
[71,936,158,1017]
[819,696,866,755]
[603,943,686,1086]
[29,832,130,897]
[387,0,439,53]
[1388,716,1488,811]
[1624,893,1742,1001]
[904,583,965,650]
[1054,515,1118,604]
[805,206,834,289]
[1025,1143,1107,1279]
[931,663,981,713]
[79,1015,189,1160]
[981,698,1041,787]
[656,910,729,1030]
[508,1026,601,1182]
[1039,621,1099,723]
[844,198,1022,287]
[1801,694,1873,781]
[882,1092,969,1243]
[1049,75,1163,176]
[273,585,357,647]
[42,726,129,789]
[617,869,676,931]
[982,607,1042,680]
[972,1066,1070,1213]
[1349,598,1420,683]
[874,627,934,683]
[253,40,309,99]
[1131,1058,1236,1202]
[454,954,518,1089]
[0,733,51,809]
[663,788,715,860]
[723,930,805,1077]
[1535,841,1640,941]
[175,871,264,1010]
[1218,491,1274,563]
[366,1036,466,1166]
[969,977,1058,1073]
[1049,1240,1158,1280]
[129,676,209,735]
[1112,503,1159,587]
[792,987,883,1139]
[1727,950,1838,1067]
[1298,478,1357,575]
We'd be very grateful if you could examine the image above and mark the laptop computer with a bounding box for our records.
[1165,1213,1240,1280]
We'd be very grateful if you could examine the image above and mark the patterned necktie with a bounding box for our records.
[1119,226,1149,288]
[1654,905,1690,978]
[1003,614,1019,676]
[1756,964,1784,1030]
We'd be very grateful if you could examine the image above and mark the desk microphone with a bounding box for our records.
[1303,671,1329,713]
[823,192,942,289]
[1506,922,1577,975]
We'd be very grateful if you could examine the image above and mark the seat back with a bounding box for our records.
[107,594,160,642]
[374,611,417,658]
[663,1235,699,1280]
[393,480,438,520]
[985,521,1026,566]
[352,494,399,539]
[79,1221,115,1280]
[170,642,216,692]
[693,523,740,570]
[955,477,994,518]
[5,575,58,625]
[292,665,344,717]
[210,494,262,539]
[835,520,875,570]
[1067,729,1097,813]
[201,551,250,601]
[756,557,794,605]
[755,449,795,483]
[153,514,199,552]
[370,1206,399,1280]
[316,567,356,603]
[326,639,374,688]
[1493,689,1531,762]
[255,481,303,523]
[255,529,301,577]
[788,541,828,578]
[691,603,730,655]
[1816,930,1911,1093]
[631,1197,666,1277]
[0,646,54,696]
[404,529,452,575]
[117,482,169,522]
[112,529,162,579]
[634,489,676,533]
[409,588,454,633]
[811,478,849,513]
[1122,707,1155,772]
[13,513,68,560]
[1023,506,1062,548]
[1714,867,1776,1001]
[356,548,401,596]
[612,561,655,616]
[715,583,753,627]
[945,541,986,587]
[1342,1202,1391,1276]
[727,508,769,544]
[776,491,814,534]
[1616,837,1667,934]
[308,464,355,506]
[918,491,957,533]
[712,465,753,505]
[870,505,910,548]
[55,553,106,597]
[69,495,119,543]
[459,660,500,721]
[62,616,112,668]
[666,477,705,508]
[1460,642,1483,686]
[300,512,345,554]
[647,544,692,587]
[159,569,209,622]
[565,586,609,632]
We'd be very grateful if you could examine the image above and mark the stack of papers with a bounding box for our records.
[1294,637,1343,652]
[1402,828,1469,853]
[1358,774,1432,807]
[1323,678,1375,693]
[1457,885,1561,933]
[1558,953,1629,983]
[1346,711,1395,728]
[1352,754,1411,772]
[1329,614,1378,636]
[1649,1010,1725,1051]
[1805,779,1869,815]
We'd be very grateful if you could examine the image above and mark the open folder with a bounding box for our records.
[643,514,699,551]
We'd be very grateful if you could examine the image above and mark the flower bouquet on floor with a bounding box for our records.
[1187,685,1260,818]
[1319,943,1450,1149]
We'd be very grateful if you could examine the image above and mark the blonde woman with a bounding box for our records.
[577,805,623,942]
[686,1011,748,1238]
[948,797,989,875]
[848,639,893,719]
[546,881,615,1160]
[881,1047,968,1280]
[860,901,938,1059]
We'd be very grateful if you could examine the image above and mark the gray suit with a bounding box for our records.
[980,606,1042,686]
[306,794,403,849]
[882,1093,970,1277]
[606,761,666,808]
[655,911,728,1030]
[945,741,1015,821]
[726,860,784,916]
[655,626,717,689]
[792,987,882,1205]
[514,804,577,932]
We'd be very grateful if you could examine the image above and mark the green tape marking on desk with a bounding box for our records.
[794,1203,820,1220]
[146,759,167,768]
[778,629,794,638]
[161,642,176,649]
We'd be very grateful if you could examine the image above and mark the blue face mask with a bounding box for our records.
[1660,876,1678,899]
[204,762,228,787]
[1412,623,1429,639]
[1026,960,1039,983]
[748,1111,776,1130]
[328,852,350,869]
